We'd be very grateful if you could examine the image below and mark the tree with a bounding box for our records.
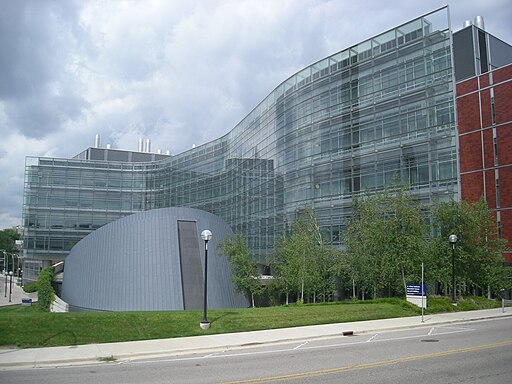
[295,208,340,302]
[342,186,429,298]
[218,234,262,308]
[313,245,342,302]
[432,198,506,297]
[0,228,20,271]
[0,228,19,252]
[267,231,305,304]
[268,208,339,304]
[381,187,428,294]
[341,195,382,299]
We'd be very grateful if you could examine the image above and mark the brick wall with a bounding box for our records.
[456,63,512,261]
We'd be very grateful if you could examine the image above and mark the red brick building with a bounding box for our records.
[456,63,512,263]
[454,19,512,265]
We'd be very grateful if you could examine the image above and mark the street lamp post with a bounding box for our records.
[200,229,213,330]
[10,253,16,276]
[0,250,4,273]
[1,250,7,280]
[449,234,458,305]
[3,271,7,298]
[8,271,13,303]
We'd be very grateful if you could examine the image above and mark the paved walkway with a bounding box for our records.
[0,275,37,307]
[1,306,511,370]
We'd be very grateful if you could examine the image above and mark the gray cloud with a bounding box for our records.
[0,0,88,137]
[0,0,511,229]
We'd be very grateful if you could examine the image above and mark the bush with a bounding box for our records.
[456,296,501,311]
[36,268,55,312]
[426,295,500,314]
[23,282,38,293]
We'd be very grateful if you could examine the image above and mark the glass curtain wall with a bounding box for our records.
[23,7,456,271]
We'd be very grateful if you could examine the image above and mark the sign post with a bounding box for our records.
[421,262,424,322]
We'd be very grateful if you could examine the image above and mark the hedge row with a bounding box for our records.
[36,268,55,311]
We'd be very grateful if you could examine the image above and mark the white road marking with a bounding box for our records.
[366,334,378,342]
[122,326,475,365]
[294,341,309,350]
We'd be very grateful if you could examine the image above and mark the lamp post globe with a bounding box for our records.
[449,234,458,305]
[201,230,212,242]
[200,230,212,330]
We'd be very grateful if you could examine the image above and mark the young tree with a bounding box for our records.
[432,198,506,297]
[267,230,307,304]
[218,234,262,308]
[381,187,429,293]
[429,199,461,294]
[0,228,19,250]
[269,208,339,304]
[0,228,20,271]
[342,186,429,298]
[342,195,383,299]
[310,245,339,302]
[463,198,505,296]
[299,208,343,302]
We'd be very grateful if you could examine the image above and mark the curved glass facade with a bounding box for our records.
[23,7,457,273]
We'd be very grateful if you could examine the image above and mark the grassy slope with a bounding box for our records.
[0,296,500,348]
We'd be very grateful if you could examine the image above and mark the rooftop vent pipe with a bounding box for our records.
[474,16,485,30]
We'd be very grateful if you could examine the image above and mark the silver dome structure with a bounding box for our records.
[62,207,248,311]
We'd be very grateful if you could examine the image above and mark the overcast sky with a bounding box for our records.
[0,0,511,229]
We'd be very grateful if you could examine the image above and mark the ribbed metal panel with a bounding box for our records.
[62,208,248,311]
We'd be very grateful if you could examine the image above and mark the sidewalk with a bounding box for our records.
[0,275,37,307]
[1,306,511,370]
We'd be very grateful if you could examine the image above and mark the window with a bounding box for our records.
[493,135,498,164]
[495,174,500,208]
[491,96,496,124]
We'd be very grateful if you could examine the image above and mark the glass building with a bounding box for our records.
[22,7,458,281]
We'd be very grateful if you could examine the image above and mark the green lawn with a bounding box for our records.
[0,296,500,348]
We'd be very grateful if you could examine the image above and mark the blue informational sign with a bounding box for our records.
[406,284,426,296]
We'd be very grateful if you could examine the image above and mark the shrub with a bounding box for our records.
[36,268,55,312]
[23,282,38,293]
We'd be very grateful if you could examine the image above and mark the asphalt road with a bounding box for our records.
[2,317,511,384]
